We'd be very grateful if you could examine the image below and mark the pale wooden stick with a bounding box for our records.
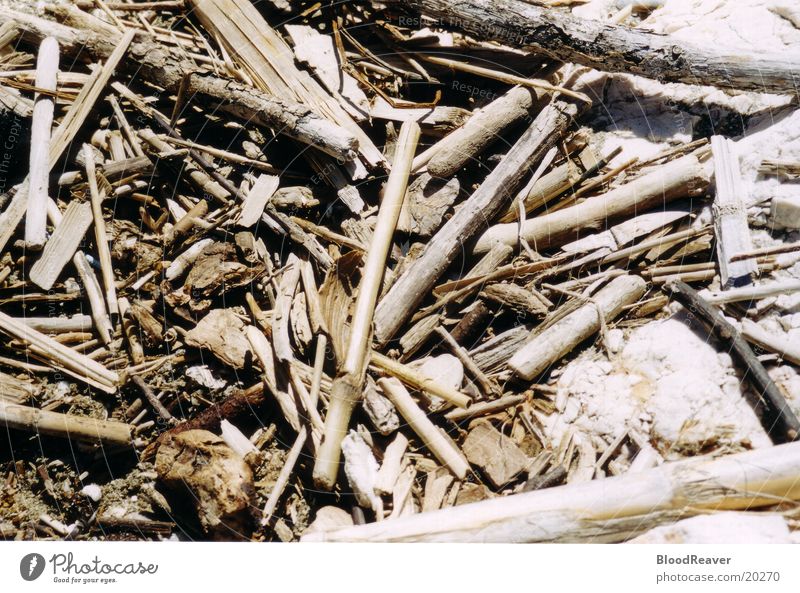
[262,427,307,524]
[740,318,800,366]
[84,144,118,317]
[711,135,756,288]
[434,326,498,397]
[705,279,800,305]
[73,252,114,345]
[370,351,471,409]
[0,311,117,390]
[474,152,710,254]
[375,432,409,495]
[118,296,144,365]
[420,55,591,103]
[0,401,132,447]
[378,378,469,480]
[157,134,281,174]
[24,36,59,250]
[730,241,800,262]
[509,275,646,380]
[303,440,800,542]
[18,315,92,333]
[313,121,420,490]
[29,201,93,291]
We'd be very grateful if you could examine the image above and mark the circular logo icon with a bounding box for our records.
[20,553,46,581]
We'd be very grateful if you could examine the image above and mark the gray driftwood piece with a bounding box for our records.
[29,201,92,291]
[393,0,800,94]
[710,135,757,288]
[373,99,578,344]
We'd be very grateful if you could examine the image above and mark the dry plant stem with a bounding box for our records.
[131,376,174,423]
[434,326,497,397]
[740,319,800,367]
[445,394,527,422]
[0,401,132,447]
[262,427,307,524]
[602,226,709,265]
[314,121,420,490]
[20,315,92,333]
[370,351,471,408]
[509,275,646,380]
[420,55,591,103]
[710,136,756,288]
[303,440,800,542]
[24,36,59,250]
[0,8,358,161]
[474,152,710,253]
[663,280,800,443]
[378,378,469,479]
[73,252,114,345]
[730,242,800,262]
[396,0,800,93]
[0,311,117,390]
[375,99,578,344]
[84,144,118,317]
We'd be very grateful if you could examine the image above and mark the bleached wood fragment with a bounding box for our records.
[238,173,279,228]
[0,401,131,446]
[29,201,92,291]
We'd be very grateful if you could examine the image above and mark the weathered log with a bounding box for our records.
[391,0,800,94]
[302,440,800,542]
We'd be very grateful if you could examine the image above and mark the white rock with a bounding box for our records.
[80,484,102,502]
[629,513,792,544]
[414,354,464,391]
[771,195,800,229]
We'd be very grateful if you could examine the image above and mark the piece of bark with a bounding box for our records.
[0,401,131,446]
[185,309,254,369]
[474,152,710,254]
[0,7,358,161]
[395,0,800,94]
[509,275,646,380]
[156,430,254,539]
[29,201,92,291]
[396,174,459,238]
[24,36,59,250]
[363,378,400,436]
[374,99,579,344]
[710,136,756,288]
[663,280,800,444]
[302,440,800,542]
[481,283,550,317]
[238,173,279,228]
[462,422,530,488]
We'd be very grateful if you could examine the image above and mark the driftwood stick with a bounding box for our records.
[705,279,800,305]
[262,427,307,524]
[84,144,118,317]
[29,201,93,291]
[374,99,578,344]
[509,275,646,380]
[729,241,800,262]
[118,296,144,365]
[474,152,711,254]
[377,377,469,480]
[73,252,114,345]
[423,86,539,178]
[393,0,800,94]
[434,326,498,397]
[131,375,174,423]
[0,401,132,447]
[314,121,420,490]
[370,351,471,409]
[24,36,59,250]
[663,280,800,443]
[740,319,800,367]
[710,136,756,288]
[303,440,800,542]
